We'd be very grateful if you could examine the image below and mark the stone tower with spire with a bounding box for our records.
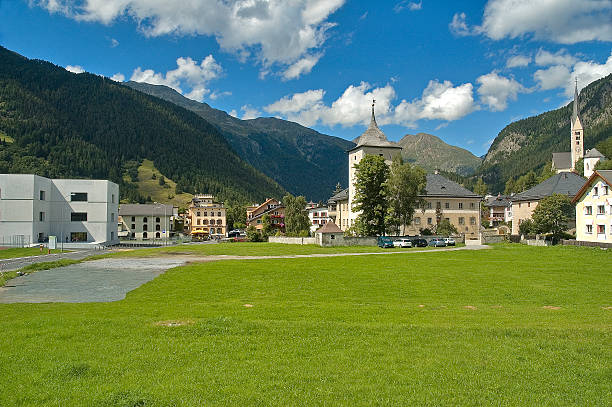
[347,101,402,227]
[571,80,584,170]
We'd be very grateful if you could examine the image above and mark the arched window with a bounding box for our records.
[156,232,160,238]
[143,232,148,239]
[156,217,161,223]
[143,224,148,231]
[143,217,148,223]
[217,219,222,225]
[203,219,208,225]
[156,224,161,231]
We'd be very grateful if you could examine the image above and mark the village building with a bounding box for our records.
[552,81,584,173]
[246,198,285,232]
[327,188,349,230]
[0,174,119,245]
[583,148,607,178]
[572,170,612,244]
[188,194,226,239]
[308,206,330,233]
[118,203,175,240]
[483,194,513,226]
[511,172,585,235]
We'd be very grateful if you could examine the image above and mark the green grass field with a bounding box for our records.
[0,244,610,406]
[0,247,62,259]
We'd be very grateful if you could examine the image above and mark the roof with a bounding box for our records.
[571,170,612,203]
[552,152,572,170]
[584,148,605,158]
[513,172,586,202]
[328,188,348,203]
[315,221,343,234]
[349,105,401,151]
[484,194,512,207]
[424,173,482,198]
[119,204,174,216]
[248,205,285,222]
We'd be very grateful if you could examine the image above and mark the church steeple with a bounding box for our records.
[572,78,579,125]
[370,99,377,127]
[570,78,584,169]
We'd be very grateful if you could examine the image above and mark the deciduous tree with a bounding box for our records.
[385,156,426,235]
[531,194,573,238]
[283,194,310,236]
[352,155,389,236]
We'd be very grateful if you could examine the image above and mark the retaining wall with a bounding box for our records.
[561,239,612,249]
[268,237,316,245]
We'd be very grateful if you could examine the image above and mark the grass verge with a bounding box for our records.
[0,247,64,260]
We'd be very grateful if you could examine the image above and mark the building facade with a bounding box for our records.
[583,148,606,178]
[308,206,330,233]
[246,198,285,232]
[0,174,119,245]
[188,194,226,238]
[118,203,174,240]
[483,194,513,226]
[572,170,612,243]
[327,188,349,231]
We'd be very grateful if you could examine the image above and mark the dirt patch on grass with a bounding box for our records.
[543,306,562,310]
[155,320,194,327]
[418,304,425,308]
[243,304,254,308]
[464,305,477,310]
[602,306,612,310]
[490,305,503,309]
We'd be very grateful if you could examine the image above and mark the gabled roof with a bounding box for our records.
[316,221,343,234]
[349,105,401,152]
[328,188,348,203]
[424,173,481,198]
[552,152,572,170]
[513,172,586,202]
[484,194,512,207]
[571,170,612,203]
[248,205,285,222]
[584,148,605,158]
[119,204,174,216]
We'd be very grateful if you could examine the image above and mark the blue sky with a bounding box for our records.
[1,0,611,156]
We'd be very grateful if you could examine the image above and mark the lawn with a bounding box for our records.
[0,247,62,259]
[0,244,610,406]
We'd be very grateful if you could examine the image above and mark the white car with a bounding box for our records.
[393,238,413,248]
[443,237,456,246]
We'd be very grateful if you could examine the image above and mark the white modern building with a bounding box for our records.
[0,174,119,246]
[308,206,330,233]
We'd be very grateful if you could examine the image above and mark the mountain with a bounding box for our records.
[125,81,354,201]
[396,133,481,175]
[478,74,612,192]
[0,46,285,203]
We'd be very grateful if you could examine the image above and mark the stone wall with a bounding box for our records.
[561,239,612,249]
[268,236,316,245]
[316,234,378,247]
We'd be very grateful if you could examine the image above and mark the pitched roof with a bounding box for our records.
[484,194,512,207]
[552,152,572,170]
[349,105,401,151]
[584,148,605,158]
[328,188,348,203]
[316,221,343,234]
[571,170,612,203]
[513,172,586,202]
[424,173,482,198]
[119,204,174,216]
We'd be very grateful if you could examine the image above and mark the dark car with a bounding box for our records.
[377,236,395,248]
[428,238,447,247]
[410,238,428,247]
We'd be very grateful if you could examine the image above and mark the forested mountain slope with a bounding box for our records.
[0,46,285,203]
[125,81,354,201]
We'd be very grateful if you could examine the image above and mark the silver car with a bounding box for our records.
[443,237,456,246]
[393,238,413,248]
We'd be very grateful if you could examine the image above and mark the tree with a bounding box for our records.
[158,176,166,186]
[435,219,458,236]
[261,214,274,238]
[518,219,534,236]
[538,161,556,183]
[595,159,612,170]
[473,177,488,196]
[246,225,262,242]
[283,194,310,236]
[531,194,574,238]
[385,156,427,235]
[504,178,516,195]
[514,171,538,193]
[352,155,390,236]
[226,202,247,230]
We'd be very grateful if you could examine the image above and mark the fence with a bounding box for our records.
[0,235,32,248]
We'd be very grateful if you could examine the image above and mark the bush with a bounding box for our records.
[518,219,534,236]
[246,225,262,242]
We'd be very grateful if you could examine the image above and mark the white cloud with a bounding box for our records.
[476,72,527,111]
[266,79,475,128]
[34,0,346,76]
[130,55,223,102]
[65,65,84,74]
[228,109,238,118]
[478,0,612,44]
[241,105,261,120]
[110,72,125,82]
[282,54,322,80]
[110,38,119,48]
[533,52,612,96]
[535,49,577,67]
[449,12,472,36]
[394,1,422,13]
[209,91,232,100]
[506,55,531,68]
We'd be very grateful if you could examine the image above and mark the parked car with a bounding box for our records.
[410,238,428,247]
[377,236,395,248]
[428,238,447,247]
[443,237,456,246]
[393,238,413,248]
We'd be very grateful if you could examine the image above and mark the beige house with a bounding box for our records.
[246,198,285,232]
[572,170,612,243]
[118,203,174,240]
[403,173,482,237]
[188,194,226,238]
[327,188,349,230]
[511,172,585,235]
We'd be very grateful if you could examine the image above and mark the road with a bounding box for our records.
[0,249,108,272]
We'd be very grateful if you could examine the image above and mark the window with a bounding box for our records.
[436,202,441,209]
[527,202,531,208]
[131,224,135,230]
[576,136,580,140]
[585,206,593,215]
[426,202,432,209]
[586,224,593,234]
[458,202,463,209]
[111,232,115,240]
[217,228,222,234]
[427,218,432,225]
[594,187,599,196]
[459,217,465,225]
[71,212,87,221]
[218,212,222,217]
[39,212,45,221]
[156,224,161,231]
[197,219,201,225]
[201,219,207,225]
[470,217,476,225]
[197,211,201,217]
[518,203,521,208]
[597,225,605,234]
[414,217,421,225]
[217,219,222,225]
[70,232,87,242]
[445,218,450,222]
[156,217,160,223]
[39,190,46,200]
[203,212,207,217]
[156,232,161,238]
[131,216,135,222]
[598,205,605,215]
[143,224,148,231]
[70,192,88,202]
[575,131,580,135]
[604,186,609,195]
[445,202,449,209]
[111,194,115,203]
[470,202,475,209]
[257,220,261,224]
[143,217,148,223]
[143,232,148,239]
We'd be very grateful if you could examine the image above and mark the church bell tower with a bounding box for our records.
[570,79,584,170]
